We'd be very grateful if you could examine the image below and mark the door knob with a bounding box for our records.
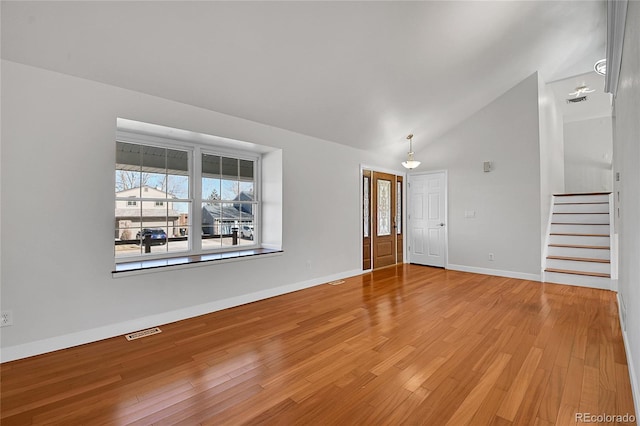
[439,223,445,227]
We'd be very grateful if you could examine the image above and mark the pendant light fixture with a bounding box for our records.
[401,134,421,169]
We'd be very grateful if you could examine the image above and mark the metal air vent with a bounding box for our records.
[125,327,162,341]
[566,96,588,104]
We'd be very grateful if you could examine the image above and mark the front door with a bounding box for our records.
[372,172,397,269]
[363,170,404,270]
[408,171,446,267]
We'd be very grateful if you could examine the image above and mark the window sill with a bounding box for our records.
[112,248,283,277]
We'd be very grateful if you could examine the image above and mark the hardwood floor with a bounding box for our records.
[1,265,636,425]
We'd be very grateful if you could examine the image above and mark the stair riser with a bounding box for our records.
[554,204,609,214]
[544,272,611,290]
[550,224,610,234]
[551,214,610,224]
[549,235,610,246]
[547,246,610,260]
[555,194,610,204]
[546,259,610,274]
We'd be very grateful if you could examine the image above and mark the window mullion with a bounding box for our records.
[192,146,203,253]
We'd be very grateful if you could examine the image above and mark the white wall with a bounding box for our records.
[538,74,565,252]
[565,116,613,193]
[0,60,401,360]
[612,0,640,414]
[414,73,542,279]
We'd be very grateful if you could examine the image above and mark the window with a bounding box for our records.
[201,154,256,250]
[115,142,190,259]
[115,133,259,262]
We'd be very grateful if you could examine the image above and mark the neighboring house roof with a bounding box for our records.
[202,204,253,221]
[235,191,254,202]
[115,208,180,219]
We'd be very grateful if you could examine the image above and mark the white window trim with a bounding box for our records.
[115,129,261,265]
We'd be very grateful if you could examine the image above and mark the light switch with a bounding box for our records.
[464,210,476,218]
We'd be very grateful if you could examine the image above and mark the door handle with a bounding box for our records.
[439,223,445,227]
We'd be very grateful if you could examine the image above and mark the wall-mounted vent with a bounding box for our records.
[566,95,588,104]
[125,327,162,341]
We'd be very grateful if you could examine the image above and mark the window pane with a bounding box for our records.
[221,157,238,180]
[166,148,188,174]
[176,208,190,239]
[202,154,221,176]
[166,202,189,254]
[377,179,391,236]
[238,204,255,246]
[239,159,254,180]
[167,174,189,199]
[397,181,402,235]
[239,181,254,200]
[115,238,142,258]
[363,176,370,238]
[141,146,166,196]
[221,178,239,201]
[220,203,241,248]
[115,142,142,197]
[115,218,142,258]
[202,203,222,250]
[202,177,221,201]
[141,145,167,170]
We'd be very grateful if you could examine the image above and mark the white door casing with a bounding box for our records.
[408,171,447,267]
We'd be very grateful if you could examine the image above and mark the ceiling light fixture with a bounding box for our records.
[401,134,421,169]
[594,58,606,76]
[569,85,595,98]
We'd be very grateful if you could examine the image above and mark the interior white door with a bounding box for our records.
[408,172,446,267]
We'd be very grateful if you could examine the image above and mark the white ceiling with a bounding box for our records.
[1,1,606,158]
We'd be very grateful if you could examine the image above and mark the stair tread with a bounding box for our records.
[545,268,611,278]
[550,233,609,237]
[554,192,612,196]
[547,255,610,263]
[548,244,610,250]
[554,202,609,205]
[553,212,609,215]
[551,223,609,225]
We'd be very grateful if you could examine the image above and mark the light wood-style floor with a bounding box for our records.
[1,265,636,425]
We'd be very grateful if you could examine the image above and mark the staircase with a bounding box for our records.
[543,192,613,290]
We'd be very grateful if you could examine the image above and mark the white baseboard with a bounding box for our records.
[0,268,362,363]
[617,293,640,420]
[447,263,541,282]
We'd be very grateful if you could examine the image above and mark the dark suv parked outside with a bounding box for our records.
[136,228,167,245]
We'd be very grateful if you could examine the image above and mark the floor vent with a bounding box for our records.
[328,280,345,286]
[125,327,162,341]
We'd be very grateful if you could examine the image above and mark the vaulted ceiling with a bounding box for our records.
[1,1,606,158]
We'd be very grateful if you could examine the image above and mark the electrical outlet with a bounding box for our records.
[488,253,494,261]
[1,311,13,327]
